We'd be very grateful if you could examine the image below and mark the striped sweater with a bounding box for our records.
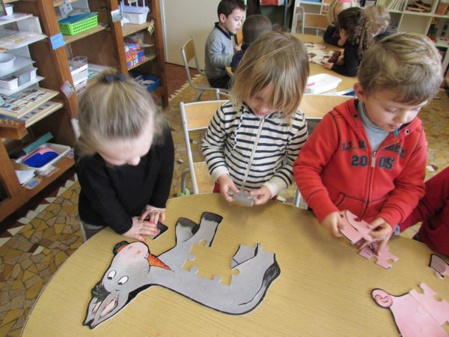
[202,101,308,197]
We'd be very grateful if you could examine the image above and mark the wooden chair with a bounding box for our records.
[294,94,353,207]
[179,100,228,195]
[291,6,329,35]
[180,36,221,102]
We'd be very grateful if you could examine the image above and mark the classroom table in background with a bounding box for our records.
[295,33,358,95]
[22,194,449,336]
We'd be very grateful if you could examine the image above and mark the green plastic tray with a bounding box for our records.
[59,14,98,36]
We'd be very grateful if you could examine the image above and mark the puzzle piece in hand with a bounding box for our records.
[338,210,373,244]
[430,254,449,279]
[359,241,399,269]
[372,283,449,337]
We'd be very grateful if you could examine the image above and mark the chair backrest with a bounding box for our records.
[180,100,228,194]
[181,36,221,101]
[235,28,243,45]
[302,12,329,35]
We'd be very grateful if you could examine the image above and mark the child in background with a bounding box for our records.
[203,32,309,206]
[76,70,174,242]
[294,33,442,254]
[323,0,359,46]
[230,14,272,72]
[364,5,391,42]
[324,7,374,77]
[400,167,449,256]
[205,0,246,89]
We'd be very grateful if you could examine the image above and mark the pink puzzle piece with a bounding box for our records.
[372,283,449,337]
[430,254,449,279]
[338,210,373,244]
[359,241,399,270]
[338,210,399,269]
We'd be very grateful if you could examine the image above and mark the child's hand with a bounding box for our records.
[218,174,239,202]
[365,217,393,255]
[324,62,334,70]
[250,186,272,205]
[320,212,345,237]
[234,44,241,52]
[124,217,159,242]
[140,205,166,225]
[336,54,344,65]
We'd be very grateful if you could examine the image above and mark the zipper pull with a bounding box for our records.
[371,151,377,168]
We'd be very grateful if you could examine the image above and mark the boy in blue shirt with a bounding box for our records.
[205,0,246,89]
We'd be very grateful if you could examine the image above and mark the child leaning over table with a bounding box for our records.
[75,70,174,242]
[202,31,309,206]
[400,166,449,256]
[205,0,246,89]
[230,14,272,72]
[323,0,359,46]
[294,32,442,254]
[324,7,374,77]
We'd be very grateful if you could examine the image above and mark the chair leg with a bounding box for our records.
[194,91,203,102]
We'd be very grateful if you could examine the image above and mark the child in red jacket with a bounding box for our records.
[294,33,442,254]
[400,167,449,256]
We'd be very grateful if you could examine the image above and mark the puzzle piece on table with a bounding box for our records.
[338,210,373,244]
[430,254,449,279]
[372,283,449,337]
[358,241,399,269]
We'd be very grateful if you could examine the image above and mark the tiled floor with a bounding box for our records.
[0,63,448,336]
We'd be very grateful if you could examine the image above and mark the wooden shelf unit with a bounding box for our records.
[0,0,168,223]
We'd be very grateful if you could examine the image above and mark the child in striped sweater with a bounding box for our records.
[202,32,309,205]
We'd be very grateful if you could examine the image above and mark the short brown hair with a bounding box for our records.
[358,32,442,104]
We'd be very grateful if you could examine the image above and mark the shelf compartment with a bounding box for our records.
[0,87,59,118]
[63,24,106,44]
[0,76,44,96]
[0,13,33,26]
[0,30,47,49]
[122,21,151,37]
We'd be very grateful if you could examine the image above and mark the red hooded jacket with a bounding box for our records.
[294,99,426,228]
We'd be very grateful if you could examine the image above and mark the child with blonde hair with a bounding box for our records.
[76,70,174,242]
[295,32,442,254]
[324,0,359,46]
[324,7,374,77]
[203,32,309,205]
[364,5,391,42]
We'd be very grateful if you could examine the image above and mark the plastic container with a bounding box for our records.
[18,143,71,172]
[133,74,160,92]
[5,4,13,16]
[305,74,342,94]
[70,56,88,68]
[58,13,98,35]
[0,53,15,70]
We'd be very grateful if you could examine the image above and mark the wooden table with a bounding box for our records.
[295,33,358,94]
[22,194,449,336]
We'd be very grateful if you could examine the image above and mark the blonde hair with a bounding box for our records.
[364,5,391,35]
[327,0,359,25]
[230,32,309,117]
[77,69,161,157]
[358,32,442,104]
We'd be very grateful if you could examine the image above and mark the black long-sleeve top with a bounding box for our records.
[331,42,360,77]
[76,122,174,234]
[323,25,340,47]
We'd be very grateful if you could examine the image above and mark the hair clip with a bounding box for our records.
[103,72,126,84]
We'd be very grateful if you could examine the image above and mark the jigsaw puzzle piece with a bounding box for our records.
[224,244,280,313]
[338,210,373,244]
[430,254,449,279]
[372,285,449,337]
[231,244,257,268]
[358,242,398,269]
[193,274,231,312]
[410,283,449,325]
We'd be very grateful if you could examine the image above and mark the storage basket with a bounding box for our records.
[59,14,98,36]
